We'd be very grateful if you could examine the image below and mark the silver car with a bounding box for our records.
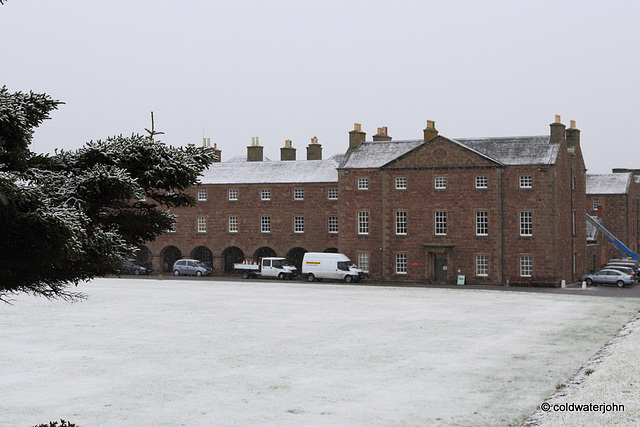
[580,268,635,287]
[172,259,213,277]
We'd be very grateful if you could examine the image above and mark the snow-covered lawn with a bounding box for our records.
[1,278,638,426]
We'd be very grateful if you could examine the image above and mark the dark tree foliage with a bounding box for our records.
[0,86,216,301]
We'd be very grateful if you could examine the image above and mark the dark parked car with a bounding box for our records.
[580,268,635,287]
[121,259,151,275]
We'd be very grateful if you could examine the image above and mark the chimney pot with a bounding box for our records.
[570,120,576,128]
[354,123,362,132]
[555,114,561,124]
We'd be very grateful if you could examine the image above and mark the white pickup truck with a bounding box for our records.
[233,257,298,280]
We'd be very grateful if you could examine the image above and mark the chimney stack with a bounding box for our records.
[565,119,580,146]
[306,136,322,160]
[423,120,438,140]
[373,126,392,141]
[281,139,296,161]
[349,123,366,150]
[203,138,222,162]
[247,137,264,161]
[550,115,566,144]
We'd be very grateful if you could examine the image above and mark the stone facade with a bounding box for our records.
[142,117,596,286]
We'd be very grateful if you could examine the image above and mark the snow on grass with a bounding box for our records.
[1,278,638,426]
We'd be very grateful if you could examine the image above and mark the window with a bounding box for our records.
[328,216,338,234]
[294,216,304,233]
[435,176,447,189]
[476,255,488,276]
[520,211,532,236]
[261,189,271,201]
[358,211,369,235]
[476,211,488,236]
[228,189,238,201]
[396,211,407,235]
[435,211,447,235]
[395,177,407,190]
[328,188,338,200]
[168,215,177,233]
[357,252,370,273]
[395,253,407,274]
[357,177,369,190]
[593,198,600,211]
[294,188,304,200]
[197,216,207,233]
[228,216,238,233]
[261,216,271,233]
[475,176,488,189]
[519,175,533,188]
[520,255,533,277]
[197,189,207,201]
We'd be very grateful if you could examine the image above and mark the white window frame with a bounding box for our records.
[435,210,447,235]
[294,216,304,233]
[167,215,177,233]
[519,175,533,189]
[197,189,207,201]
[357,252,370,273]
[395,177,407,190]
[520,211,533,236]
[228,216,238,233]
[476,211,488,236]
[228,189,238,201]
[395,253,407,274]
[358,211,369,235]
[592,198,600,211]
[357,177,369,190]
[328,188,338,200]
[261,189,271,201]
[197,216,207,233]
[476,255,488,276]
[435,176,447,190]
[395,210,407,235]
[294,188,304,201]
[520,255,533,277]
[261,216,271,233]
[328,216,338,234]
[475,176,488,189]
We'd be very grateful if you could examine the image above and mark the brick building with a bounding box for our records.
[143,116,588,286]
[586,170,640,269]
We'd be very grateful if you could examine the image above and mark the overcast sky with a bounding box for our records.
[2,1,639,174]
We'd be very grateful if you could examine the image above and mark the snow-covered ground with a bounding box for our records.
[1,278,638,426]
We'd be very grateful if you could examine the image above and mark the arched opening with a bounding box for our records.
[254,247,277,261]
[161,246,182,272]
[222,246,245,273]
[287,247,307,272]
[133,245,153,270]
[192,246,214,267]
[323,247,339,253]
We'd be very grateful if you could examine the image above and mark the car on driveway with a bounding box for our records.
[172,259,213,277]
[604,265,637,281]
[580,268,635,287]
[121,259,150,275]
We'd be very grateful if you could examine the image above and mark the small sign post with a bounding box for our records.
[457,275,466,285]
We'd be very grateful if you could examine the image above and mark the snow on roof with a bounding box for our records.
[454,136,558,165]
[199,156,342,184]
[339,140,425,169]
[586,173,631,195]
[340,135,559,169]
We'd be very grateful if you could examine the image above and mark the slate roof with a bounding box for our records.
[586,173,631,195]
[199,155,342,185]
[340,135,560,169]
[454,136,558,165]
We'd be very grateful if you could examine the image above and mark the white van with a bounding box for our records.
[302,252,364,283]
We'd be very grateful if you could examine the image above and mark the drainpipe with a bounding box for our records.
[500,167,505,285]
[570,163,574,281]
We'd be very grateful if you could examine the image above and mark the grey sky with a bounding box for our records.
[2,1,638,174]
